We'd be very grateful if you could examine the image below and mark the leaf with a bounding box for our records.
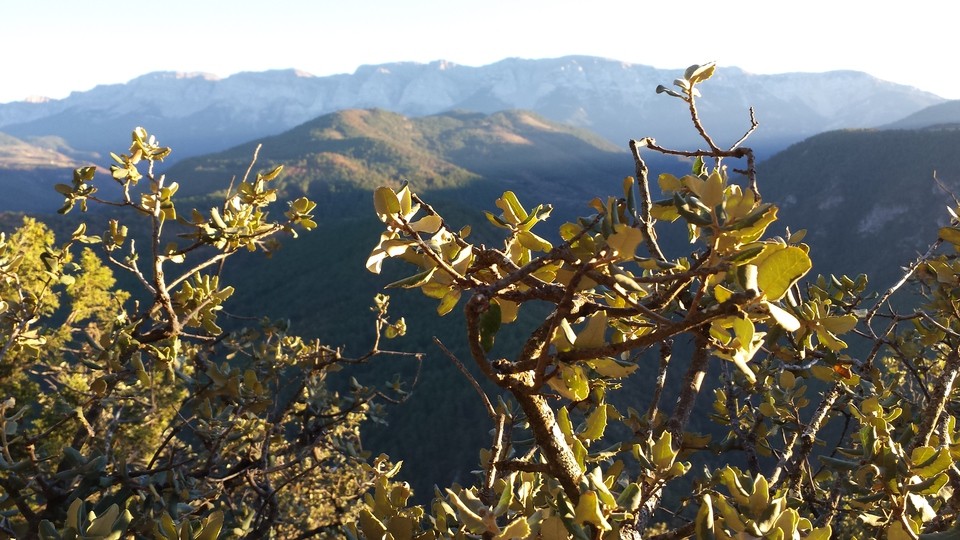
[911,447,953,477]
[606,224,644,259]
[700,170,725,208]
[498,299,519,323]
[479,301,502,352]
[494,517,530,540]
[539,516,569,540]
[385,267,437,289]
[687,62,717,84]
[940,226,960,246]
[561,365,590,401]
[445,489,489,534]
[618,483,643,511]
[259,165,283,182]
[357,508,387,539]
[518,229,552,252]
[580,405,608,442]
[574,312,607,350]
[820,314,858,335]
[196,511,224,540]
[437,289,461,316]
[573,491,611,531]
[651,431,676,472]
[765,301,801,331]
[409,215,442,233]
[84,504,120,536]
[695,494,716,539]
[374,187,401,216]
[586,358,637,378]
[656,84,684,99]
[756,246,812,301]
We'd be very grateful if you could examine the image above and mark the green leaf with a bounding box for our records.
[357,508,387,539]
[259,165,283,182]
[617,483,643,511]
[756,246,812,301]
[479,301,502,352]
[562,365,590,401]
[445,489,488,534]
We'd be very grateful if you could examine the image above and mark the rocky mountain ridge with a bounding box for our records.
[0,56,943,160]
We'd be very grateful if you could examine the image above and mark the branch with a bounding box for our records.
[434,337,496,421]
[629,139,667,262]
[908,347,960,453]
[770,382,842,489]
[556,290,756,364]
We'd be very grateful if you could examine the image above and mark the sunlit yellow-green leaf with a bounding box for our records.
[518,229,552,252]
[586,358,637,378]
[552,319,577,352]
[652,431,677,472]
[939,226,960,246]
[557,406,574,439]
[911,447,953,477]
[573,491,611,531]
[574,312,607,350]
[580,405,607,442]
[659,173,683,192]
[374,187,401,217]
[701,170,725,208]
[498,299,519,323]
[494,517,530,540]
[820,314,858,335]
[765,301,801,331]
[756,246,811,301]
[552,365,589,401]
[607,224,644,259]
[437,289,461,316]
[409,215,443,233]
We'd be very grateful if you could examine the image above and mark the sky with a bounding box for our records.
[1,0,957,104]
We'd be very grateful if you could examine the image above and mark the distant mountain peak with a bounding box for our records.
[131,71,221,83]
[0,56,945,162]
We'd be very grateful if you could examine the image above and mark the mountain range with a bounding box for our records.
[0,56,945,162]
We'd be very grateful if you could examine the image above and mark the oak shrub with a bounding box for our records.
[1,130,409,538]
[361,64,960,539]
[0,64,957,539]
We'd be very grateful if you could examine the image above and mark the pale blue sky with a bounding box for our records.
[1,0,956,103]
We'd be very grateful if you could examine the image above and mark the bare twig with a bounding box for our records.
[434,337,496,421]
